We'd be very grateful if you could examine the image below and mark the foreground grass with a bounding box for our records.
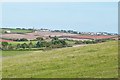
[2,41,118,78]
[2,51,32,57]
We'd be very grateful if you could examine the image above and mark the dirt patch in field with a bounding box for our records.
[0,39,14,42]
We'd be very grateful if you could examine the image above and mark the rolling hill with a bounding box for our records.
[2,41,118,78]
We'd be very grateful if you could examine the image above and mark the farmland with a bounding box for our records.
[0,28,33,34]
[1,28,117,41]
[1,2,118,78]
[0,28,118,78]
[2,41,118,78]
[1,28,117,51]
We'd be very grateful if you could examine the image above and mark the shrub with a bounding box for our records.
[20,38,28,41]
[75,41,83,44]
[36,37,44,41]
[21,43,28,49]
[2,42,9,50]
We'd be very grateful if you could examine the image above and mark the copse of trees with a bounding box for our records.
[52,30,78,34]
[1,36,69,51]
[1,36,112,51]
[35,36,68,49]
[14,38,28,41]
[51,36,68,48]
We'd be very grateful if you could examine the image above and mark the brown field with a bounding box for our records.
[1,31,116,40]
[0,39,14,42]
[62,35,115,39]
[1,31,77,40]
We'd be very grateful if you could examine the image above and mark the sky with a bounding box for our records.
[0,0,119,2]
[1,2,118,33]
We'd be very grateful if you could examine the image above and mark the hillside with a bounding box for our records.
[2,41,118,78]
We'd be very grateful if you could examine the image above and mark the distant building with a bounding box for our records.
[5,30,11,33]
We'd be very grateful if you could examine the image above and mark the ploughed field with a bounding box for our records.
[1,31,77,40]
[1,29,116,40]
[2,41,118,78]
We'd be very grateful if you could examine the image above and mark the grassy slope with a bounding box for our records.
[2,41,118,78]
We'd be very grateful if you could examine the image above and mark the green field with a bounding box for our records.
[0,28,33,34]
[9,40,74,46]
[9,41,37,46]
[2,41,118,78]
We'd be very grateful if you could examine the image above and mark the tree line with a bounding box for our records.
[1,36,114,51]
[1,37,68,51]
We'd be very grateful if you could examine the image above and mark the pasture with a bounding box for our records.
[1,28,33,34]
[2,41,118,78]
[8,41,37,46]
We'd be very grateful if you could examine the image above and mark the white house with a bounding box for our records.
[5,30,11,33]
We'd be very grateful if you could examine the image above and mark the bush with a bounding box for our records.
[36,37,44,41]
[21,43,28,49]
[14,38,28,41]
[20,38,28,41]
[75,41,83,44]
[2,42,9,50]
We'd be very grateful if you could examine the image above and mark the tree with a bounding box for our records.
[41,41,47,47]
[75,40,83,44]
[2,42,9,50]
[8,44,14,50]
[51,38,67,48]
[60,40,67,47]
[36,41,41,48]
[21,43,28,49]
[36,40,47,48]
[28,42,33,49]
[46,42,51,48]
[16,44,21,49]
[52,40,61,45]
[36,37,44,41]
[19,38,28,41]
[52,36,58,40]
[49,35,51,39]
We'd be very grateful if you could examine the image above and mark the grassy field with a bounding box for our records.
[2,41,118,78]
[0,28,33,34]
[9,41,37,46]
[8,40,74,46]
